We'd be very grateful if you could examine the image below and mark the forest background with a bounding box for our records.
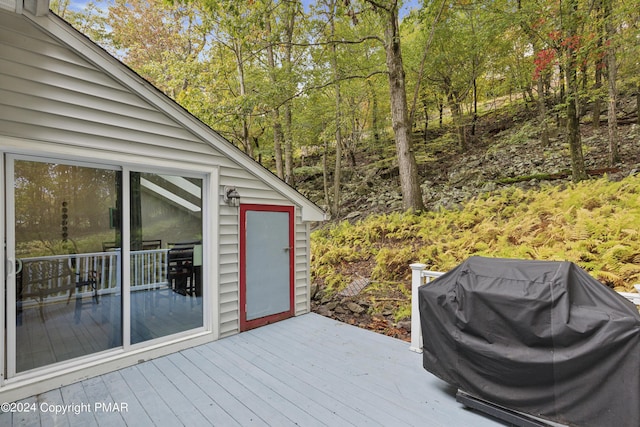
[56,0,640,214]
[56,0,640,336]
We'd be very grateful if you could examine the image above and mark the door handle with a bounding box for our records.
[6,258,22,275]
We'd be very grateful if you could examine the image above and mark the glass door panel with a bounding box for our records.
[245,210,291,320]
[11,159,122,373]
[130,172,203,344]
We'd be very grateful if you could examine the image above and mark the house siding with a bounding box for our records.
[0,9,312,345]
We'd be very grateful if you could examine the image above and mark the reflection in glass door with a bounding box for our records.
[9,159,122,373]
[129,172,203,344]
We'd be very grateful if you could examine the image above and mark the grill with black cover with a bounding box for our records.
[418,256,640,427]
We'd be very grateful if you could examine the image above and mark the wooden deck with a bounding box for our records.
[1,313,504,426]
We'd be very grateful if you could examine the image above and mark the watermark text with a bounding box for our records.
[1,401,129,415]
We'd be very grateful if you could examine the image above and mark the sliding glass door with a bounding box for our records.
[4,157,208,377]
[7,158,122,374]
[129,172,203,344]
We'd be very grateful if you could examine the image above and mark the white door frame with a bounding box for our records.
[2,150,219,383]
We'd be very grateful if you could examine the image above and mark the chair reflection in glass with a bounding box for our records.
[167,242,199,296]
[17,257,99,323]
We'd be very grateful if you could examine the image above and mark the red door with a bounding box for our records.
[240,204,295,331]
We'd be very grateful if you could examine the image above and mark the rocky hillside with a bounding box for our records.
[298,96,640,221]
[304,96,640,342]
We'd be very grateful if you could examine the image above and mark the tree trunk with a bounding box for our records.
[449,94,466,150]
[284,104,294,185]
[537,76,550,146]
[422,95,429,145]
[235,41,252,157]
[283,1,296,185]
[367,79,381,146]
[348,115,358,167]
[265,18,284,179]
[592,0,605,129]
[333,87,342,218]
[331,2,342,217]
[322,138,330,210]
[558,64,566,109]
[272,111,285,179]
[607,62,619,165]
[592,65,602,129]
[579,61,588,117]
[605,0,619,165]
[442,75,466,149]
[637,86,640,126]
[471,76,478,138]
[382,3,424,211]
[566,78,587,182]
[564,0,588,182]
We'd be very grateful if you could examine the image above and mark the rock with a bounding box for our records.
[326,301,339,311]
[356,300,370,309]
[482,182,497,192]
[347,302,366,314]
[316,305,331,317]
[345,211,361,220]
[310,283,319,300]
[334,305,347,314]
[466,159,482,168]
[397,320,412,331]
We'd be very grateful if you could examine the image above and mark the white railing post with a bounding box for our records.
[410,263,427,353]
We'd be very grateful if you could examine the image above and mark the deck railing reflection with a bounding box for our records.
[17,249,171,308]
[130,249,169,290]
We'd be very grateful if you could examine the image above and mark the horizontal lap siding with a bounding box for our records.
[0,19,213,160]
[218,173,311,336]
[295,218,310,316]
[218,205,239,337]
[0,11,311,341]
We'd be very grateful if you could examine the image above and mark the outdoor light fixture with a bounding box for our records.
[224,186,241,207]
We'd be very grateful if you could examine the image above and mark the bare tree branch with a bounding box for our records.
[283,35,384,47]
[263,70,389,114]
[408,0,448,127]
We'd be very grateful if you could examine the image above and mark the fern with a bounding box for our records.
[311,175,640,295]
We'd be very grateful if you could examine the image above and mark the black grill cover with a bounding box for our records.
[419,256,640,427]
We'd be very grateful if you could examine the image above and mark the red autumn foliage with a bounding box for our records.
[533,48,556,80]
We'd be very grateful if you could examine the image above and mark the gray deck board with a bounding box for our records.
[100,371,154,427]
[117,365,183,426]
[136,359,210,426]
[82,376,127,427]
[150,356,241,427]
[225,329,390,426]
[164,351,267,426]
[3,313,504,426]
[58,381,97,427]
[242,321,441,426]
[185,345,298,427]
[206,342,344,426]
[38,388,70,427]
